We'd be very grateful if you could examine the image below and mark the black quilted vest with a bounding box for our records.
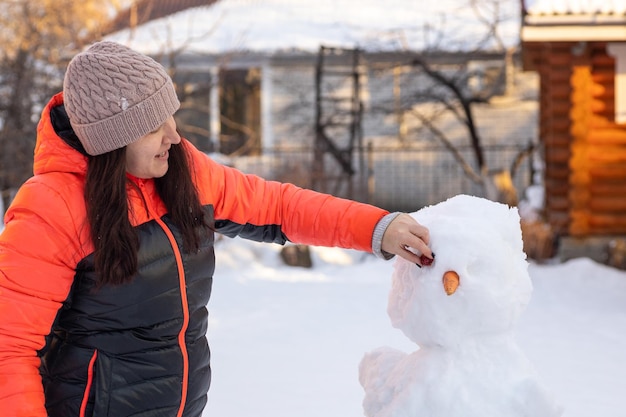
[40,214,215,417]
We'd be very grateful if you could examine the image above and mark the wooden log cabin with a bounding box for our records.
[521,0,626,263]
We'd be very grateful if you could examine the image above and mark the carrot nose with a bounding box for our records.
[443,270,460,295]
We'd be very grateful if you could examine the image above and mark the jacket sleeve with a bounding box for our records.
[187,142,389,253]
[0,178,85,417]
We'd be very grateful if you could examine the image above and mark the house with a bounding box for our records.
[520,0,626,262]
[104,1,537,212]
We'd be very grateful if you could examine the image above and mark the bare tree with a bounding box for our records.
[408,49,532,205]
[378,0,532,205]
[0,0,122,204]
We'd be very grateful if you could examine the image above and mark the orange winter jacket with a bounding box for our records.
[0,92,389,417]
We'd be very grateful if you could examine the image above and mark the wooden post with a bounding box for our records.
[569,62,592,236]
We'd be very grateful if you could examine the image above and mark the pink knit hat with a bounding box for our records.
[63,41,180,156]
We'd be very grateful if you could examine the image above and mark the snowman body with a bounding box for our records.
[359,195,562,417]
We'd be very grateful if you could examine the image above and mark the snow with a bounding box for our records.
[360,195,560,417]
[204,194,626,417]
[1,187,623,416]
[526,0,626,15]
[107,0,521,54]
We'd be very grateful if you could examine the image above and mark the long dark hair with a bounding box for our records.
[85,142,211,286]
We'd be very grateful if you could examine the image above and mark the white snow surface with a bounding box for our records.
[526,0,626,15]
[1,192,624,416]
[204,195,626,417]
[107,0,521,54]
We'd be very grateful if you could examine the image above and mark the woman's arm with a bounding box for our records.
[186,141,431,260]
[0,178,84,417]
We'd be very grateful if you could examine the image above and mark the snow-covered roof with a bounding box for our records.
[526,0,626,16]
[522,0,626,41]
[106,0,520,55]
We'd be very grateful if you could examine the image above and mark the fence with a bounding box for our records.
[0,143,535,224]
[232,142,537,212]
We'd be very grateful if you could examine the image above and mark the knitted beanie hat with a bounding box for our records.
[63,41,180,156]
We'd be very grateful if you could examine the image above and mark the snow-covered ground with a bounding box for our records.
[2,187,623,416]
[205,235,626,417]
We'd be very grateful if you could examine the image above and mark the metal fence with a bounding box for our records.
[232,142,537,212]
[0,143,536,220]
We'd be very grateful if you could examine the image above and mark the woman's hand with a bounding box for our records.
[381,213,433,266]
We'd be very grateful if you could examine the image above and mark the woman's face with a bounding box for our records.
[125,116,181,178]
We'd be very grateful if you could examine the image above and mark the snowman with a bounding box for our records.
[359,194,562,417]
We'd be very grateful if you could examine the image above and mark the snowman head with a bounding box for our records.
[387,194,532,347]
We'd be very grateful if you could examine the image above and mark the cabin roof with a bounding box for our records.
[526,0,626,16]
[522,0,626,42]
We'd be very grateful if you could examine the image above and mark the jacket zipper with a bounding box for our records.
[137,180,191,417]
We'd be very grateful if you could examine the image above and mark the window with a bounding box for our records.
[219,68,262,156]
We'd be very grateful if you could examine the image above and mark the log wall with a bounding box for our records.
[523,41,626,237]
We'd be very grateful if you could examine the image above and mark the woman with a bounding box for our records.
[0,41,432,417]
